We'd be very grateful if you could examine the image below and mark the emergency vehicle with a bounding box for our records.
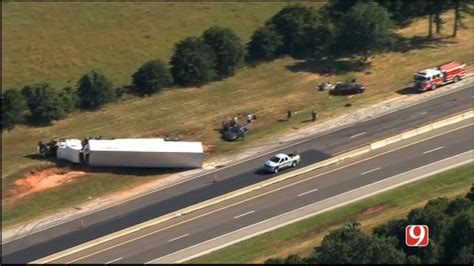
[414,61,466,92]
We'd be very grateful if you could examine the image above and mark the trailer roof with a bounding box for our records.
[87,139,203,153]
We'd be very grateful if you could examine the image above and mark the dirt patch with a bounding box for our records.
[4,167,86,205]
[203,144,216,153]
[362,202,393,216]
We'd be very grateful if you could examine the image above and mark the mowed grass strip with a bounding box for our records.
[189,163,474,264]
[2,8,473,228]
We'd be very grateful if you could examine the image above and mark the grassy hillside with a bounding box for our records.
[2,3,473,228]
[1,2,322,89]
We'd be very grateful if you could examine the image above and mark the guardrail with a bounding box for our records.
[32,108,474,264]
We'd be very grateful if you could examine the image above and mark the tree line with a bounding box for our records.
[265,185,474,264]
[2,1,472,130]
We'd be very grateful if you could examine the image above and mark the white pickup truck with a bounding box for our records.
[264,152,301,174]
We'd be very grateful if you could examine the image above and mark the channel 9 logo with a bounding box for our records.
[405,225,429,247]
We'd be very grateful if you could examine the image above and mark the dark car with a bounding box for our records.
[330,83,365,95]
[223,125,248,141]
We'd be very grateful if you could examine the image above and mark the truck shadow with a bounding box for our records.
[24,154,70,167]
[75,166,187,176]
[396,86,417,95]
[23,153,190,176]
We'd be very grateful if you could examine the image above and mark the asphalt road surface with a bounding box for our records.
[2,84,473,263]
[44,121,474,264]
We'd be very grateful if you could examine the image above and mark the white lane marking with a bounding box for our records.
[233,211,255,219]
[105,257,123,264]
[420,111,427,115]
[146,151,473,264]
[297,188,319,197]
[6,85,470,247]
[361,167,381,176]
[350,132,367,138]
[423,146,445,154]
[168,234,189,243]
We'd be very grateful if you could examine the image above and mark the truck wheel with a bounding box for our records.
[292,161,297,168]
[274,167,279,174]
[454,76,460,83]
[431,83,437,90]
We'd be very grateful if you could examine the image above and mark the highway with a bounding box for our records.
[40,120,474,263]
[1,84,473,263]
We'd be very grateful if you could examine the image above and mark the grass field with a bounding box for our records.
[2,3,473,228]
[190,163,474,263]
[1,2,323,89]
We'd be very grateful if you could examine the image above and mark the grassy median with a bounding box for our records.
[189,163,474,263]
[2,4,473,228]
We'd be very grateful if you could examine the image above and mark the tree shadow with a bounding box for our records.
[286,58,372,76]
[286,35,457,77]
[392,36,458,53]
[21,116,55,128]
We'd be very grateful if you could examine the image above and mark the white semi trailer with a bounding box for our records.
[56,138,204,168]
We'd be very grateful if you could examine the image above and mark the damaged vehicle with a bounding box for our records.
[330,82,365,95]
[223,125,248,142]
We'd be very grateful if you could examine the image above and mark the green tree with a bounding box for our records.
[445,197,472,216]
[131,60,172,96]
[467,184,474,201]
[264,258,285,264]
[202,26,246,79]
[77,69,114,110]
[318,0,359,26]
[58,86,77,113]
[376,0,428,26]
[407,198,449,241]
[402,198,450,263]
[373,218,407,252]
[170,37,217,87]
[114,85,131,99]
[335,1,396,62]
[452,245,474,264]
[247,25,283,61]
[2,89,29,129]
[20,83,67,124]
[292,20,334,59]
[284,254,306,264]
[442,210,474,263]
[267,4,319,56]
[313,222,405,264]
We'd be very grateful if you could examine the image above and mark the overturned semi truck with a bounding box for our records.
[51,138,203,168]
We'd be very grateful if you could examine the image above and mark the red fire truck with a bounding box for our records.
[414,61,466,92]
